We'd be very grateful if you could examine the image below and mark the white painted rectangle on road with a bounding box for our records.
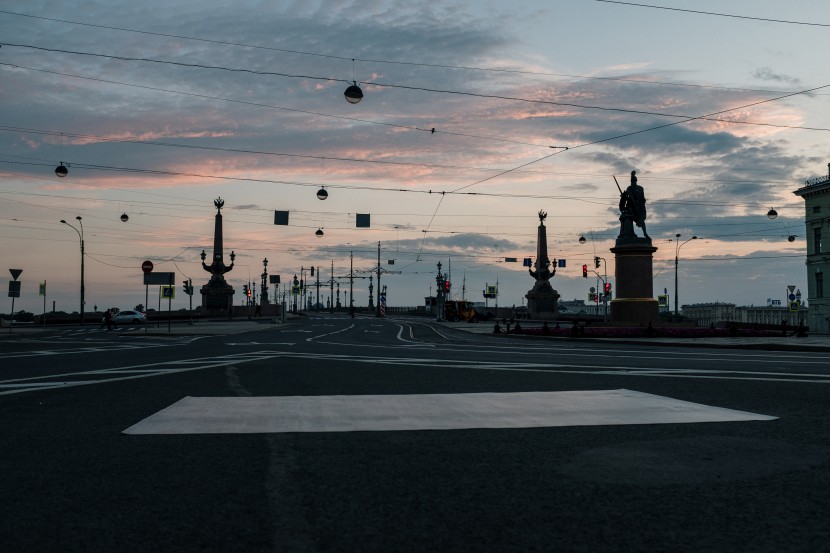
[123,389,776,435]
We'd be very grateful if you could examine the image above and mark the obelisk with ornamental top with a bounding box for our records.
[525,210,560,320]
[199,197,236,315]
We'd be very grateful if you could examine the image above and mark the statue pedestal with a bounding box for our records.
[200,276,235,315]
[610,239,659,325]
[525,280,560,321]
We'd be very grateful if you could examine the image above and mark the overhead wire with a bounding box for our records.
[0,63,554,149]
[0,14,815,268]
[2,9,824,95]
[593,1,830,27]
[0,158,802,212]
[4,44,827,134]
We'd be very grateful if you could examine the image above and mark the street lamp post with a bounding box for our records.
[60,216,85,323]
[261,258,268,305]
[674,234,697,317]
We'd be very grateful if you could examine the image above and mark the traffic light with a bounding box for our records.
[444,280,451,291]
[594,256,601,269]
[582,264,588,278]
[242,284,248,297]
[604,282,612,299]
[183,280,189,294]
[247,287,252,298]
[310,266,315,277]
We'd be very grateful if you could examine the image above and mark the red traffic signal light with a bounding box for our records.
[582,264,588,278]
[605,282,611,294]
[445,280,451,291]
[247,287,252,298]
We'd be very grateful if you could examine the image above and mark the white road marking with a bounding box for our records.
[0,352,281,396]
[0,343,165,359]
[224,342,296,346]
[306,323,355,342]
[123,389,776,435]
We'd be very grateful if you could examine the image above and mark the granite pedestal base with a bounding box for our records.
[525,280,560,321]
[610,239,659,325]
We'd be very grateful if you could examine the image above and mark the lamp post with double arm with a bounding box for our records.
[674,234,697,317]
[60,216,85,323]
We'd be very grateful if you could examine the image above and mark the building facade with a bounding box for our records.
[680,302,736,327]
[679,302,807,328]
[736,305,807,328]
[793,164,830,334]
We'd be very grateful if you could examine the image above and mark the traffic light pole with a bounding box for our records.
[188,279,193,325]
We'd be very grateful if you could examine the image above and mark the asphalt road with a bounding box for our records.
[2,315,829,552]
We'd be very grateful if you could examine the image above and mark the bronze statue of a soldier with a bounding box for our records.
[618,170,649,239]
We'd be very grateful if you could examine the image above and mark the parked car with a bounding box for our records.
[111,310,147,324]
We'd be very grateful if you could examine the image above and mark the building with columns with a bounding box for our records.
[793,164,830,334]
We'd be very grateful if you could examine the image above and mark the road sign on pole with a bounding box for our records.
[142,260,154,273]
[9,269,22,281]
[8,281,21,297]
[144,272,174,286]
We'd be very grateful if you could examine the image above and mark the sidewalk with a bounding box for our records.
[4,315,829,352]
[0,317,289,339]
[432,319,830,352]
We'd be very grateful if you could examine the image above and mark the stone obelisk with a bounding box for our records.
[525,210,560,320]
[199,197,236,315]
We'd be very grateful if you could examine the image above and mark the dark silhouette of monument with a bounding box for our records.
[611,171,659,324]
[200,198,236,315]
[525,210,560,320]
[618,170,649,239]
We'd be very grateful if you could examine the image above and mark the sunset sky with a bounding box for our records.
[2,1,828,314]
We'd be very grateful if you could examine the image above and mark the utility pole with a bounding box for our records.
[448,258,452,301]
[376,241,381,317]
[435,261,445,321]
[350,251,355,318]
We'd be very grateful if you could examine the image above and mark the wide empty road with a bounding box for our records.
[2,315,829,552]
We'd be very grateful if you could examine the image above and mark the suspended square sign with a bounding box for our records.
[522,258,532,267]
[274,211,289,225]
[504,257,517,263]
[558,259,567,268]
[144,272,175,286]
[355,214,370,228]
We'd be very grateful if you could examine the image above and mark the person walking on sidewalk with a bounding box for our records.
[104,310,114,331]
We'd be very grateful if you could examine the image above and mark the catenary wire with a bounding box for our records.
[594,1,830,27]
[3,44,826,134]
[1,9,824,95]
